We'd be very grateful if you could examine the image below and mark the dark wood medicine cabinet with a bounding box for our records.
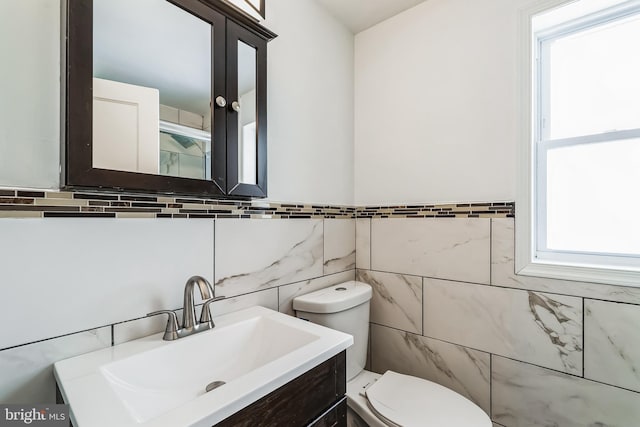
[62,0,276,199]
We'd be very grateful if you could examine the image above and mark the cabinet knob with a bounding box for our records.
[231,101,241,112]
[215,96,227,108]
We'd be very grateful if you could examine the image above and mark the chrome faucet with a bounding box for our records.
[147,276,225,341]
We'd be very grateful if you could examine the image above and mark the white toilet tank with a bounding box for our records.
[293,281,372,381]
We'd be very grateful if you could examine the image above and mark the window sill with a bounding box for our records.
[516,260,640,287]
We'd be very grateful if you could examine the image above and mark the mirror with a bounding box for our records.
[64,0,275,197]
[237,41,257,185]
[92,0,212,180]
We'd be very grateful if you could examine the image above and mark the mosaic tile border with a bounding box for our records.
[0,189,514,219]
[357,202,514,219]
[0,190,355,219]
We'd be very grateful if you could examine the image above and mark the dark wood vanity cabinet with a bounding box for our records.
[307,399,347,427]
[215,351,347,427]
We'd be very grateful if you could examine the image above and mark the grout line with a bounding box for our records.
[489,218,493,285]
[364,267,640,305]
[582,297,586,378]
[580,296,640,307]
[491,355,640,395]
[0,271,358,353]
[371,322,640,395]
[110,325,115,347]
[212,219,216,293]
[354,216,357,268]
[421,276,425,336]
[323,219,327,273]
[0,324,116,353]
[490,354,493,420]
[369,323,373,369]
[368,217,372,269]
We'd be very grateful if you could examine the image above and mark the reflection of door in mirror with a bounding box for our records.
[237,41,257,185]
[92,0,212,179]
[93,78,160,174]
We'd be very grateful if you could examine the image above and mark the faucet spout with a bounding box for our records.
[182,275,214,331]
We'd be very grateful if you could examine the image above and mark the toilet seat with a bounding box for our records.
[357,371,491,427]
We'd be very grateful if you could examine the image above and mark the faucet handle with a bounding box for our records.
[199,296,226,326]
[147,310,179,341]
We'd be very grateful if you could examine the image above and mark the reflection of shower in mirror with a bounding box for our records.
[159,121,212,180]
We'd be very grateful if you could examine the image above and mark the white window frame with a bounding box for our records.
[516,0,640,287]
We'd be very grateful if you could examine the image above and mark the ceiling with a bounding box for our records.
[315,0,429,34]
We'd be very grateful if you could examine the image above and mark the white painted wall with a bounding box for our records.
[354,0,523,205]
[0,0,60,190]
[264,0,354,205]
[0,0,354,205]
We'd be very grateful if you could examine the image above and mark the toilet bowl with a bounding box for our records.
[293,281,491,427]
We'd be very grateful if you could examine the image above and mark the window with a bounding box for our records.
[517,0,640,286]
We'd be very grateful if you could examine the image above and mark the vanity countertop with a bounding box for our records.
[54,306,353,427]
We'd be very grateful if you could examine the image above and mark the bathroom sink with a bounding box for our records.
[54,306,353,427]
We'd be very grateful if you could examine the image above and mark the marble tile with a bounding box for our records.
[585,299,640,392]
[114,289,279,344]
[113,288,279,345]
[491,218,640,304]
[215,219,323,297]
[324,219,356,275]
[423,279,583,374]
[355,218,371,269]
[0,218,214,349]
[0,327,111,404]
[356,269,422,334]
[114,316,165,346]
[113,309,183,345]
[212,288,279,317]
[492,355,640,427]
[370,324,490,415]
[278,270,355,316]
[371,218,490,284]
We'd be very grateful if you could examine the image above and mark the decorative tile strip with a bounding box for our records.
[355,202,514,219]
[0,189,355,219]
[0,188,514,219]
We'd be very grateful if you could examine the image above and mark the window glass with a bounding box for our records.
[546,137,640,255]
[547,13,640,139]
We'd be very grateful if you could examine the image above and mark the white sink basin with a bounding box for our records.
[54,306,353,427]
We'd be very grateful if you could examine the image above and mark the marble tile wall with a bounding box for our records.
[0,217,355,404]
[492,356,640,427]
[371,218,491,284]
[359,216,640,427]
[370,323,491,414]
[4,209,640,427]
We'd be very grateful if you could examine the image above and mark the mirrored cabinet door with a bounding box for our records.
[226,21,267,198]
[65,0,228,196]
[92,0,214,182]
[64,0,274,198]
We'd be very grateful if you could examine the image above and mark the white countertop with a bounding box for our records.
[54,306,353,427]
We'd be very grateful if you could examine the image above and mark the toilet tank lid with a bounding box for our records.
[292,281,372,314]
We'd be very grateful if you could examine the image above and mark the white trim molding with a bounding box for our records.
[516,0,640,287]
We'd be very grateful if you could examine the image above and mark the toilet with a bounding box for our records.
[293,281,491,427]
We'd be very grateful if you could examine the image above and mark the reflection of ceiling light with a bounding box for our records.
[222,0,265,21]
